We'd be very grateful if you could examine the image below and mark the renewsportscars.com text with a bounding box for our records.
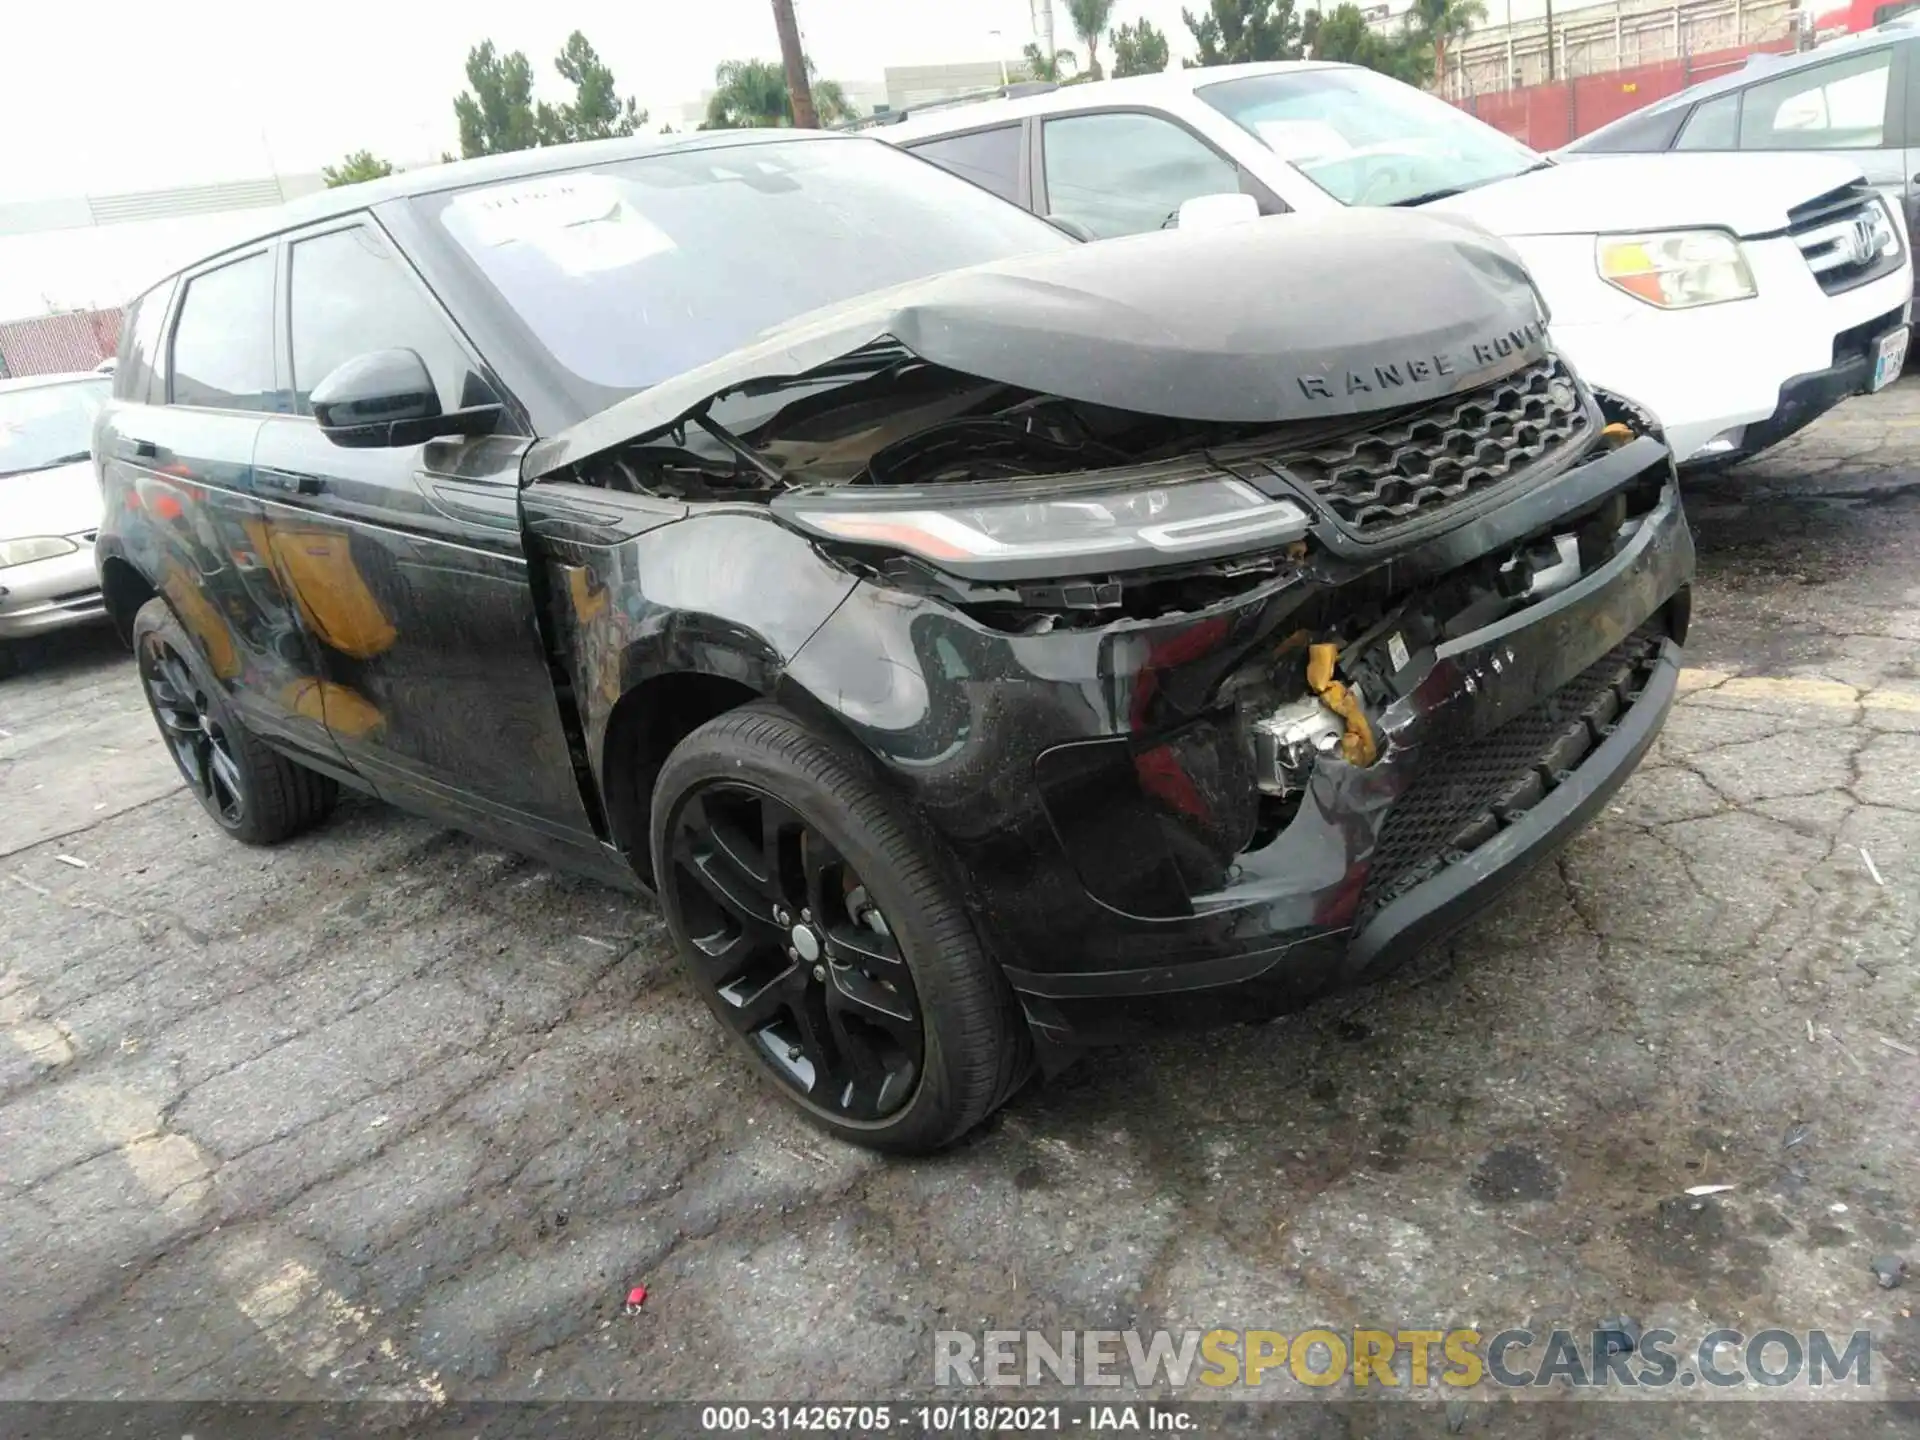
[935,1327,1878,1392]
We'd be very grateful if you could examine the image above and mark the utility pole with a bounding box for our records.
[1544,0,1556,79]
[771,0,819,128]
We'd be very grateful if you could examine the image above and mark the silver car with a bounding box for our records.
[0,371,112,674]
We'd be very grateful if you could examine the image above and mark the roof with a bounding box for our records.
[878,62,1346,141]
[136,128,855,293]
[0,370,110,394]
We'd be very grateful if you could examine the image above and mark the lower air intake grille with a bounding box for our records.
[1267,355,1590,539]
[1353,625,1665,928]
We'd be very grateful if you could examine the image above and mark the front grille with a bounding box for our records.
[1352,625,1665,928]
[1264,356,1590,539]
[1789,182,1904,296]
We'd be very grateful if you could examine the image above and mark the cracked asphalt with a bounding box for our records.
[1,386,1917,1426]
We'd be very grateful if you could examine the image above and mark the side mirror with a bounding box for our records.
[1043,213,1097,242]
[1175,193,1262,232]
[310,349,501,449]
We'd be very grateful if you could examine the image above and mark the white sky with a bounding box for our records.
[0,0,1202,315]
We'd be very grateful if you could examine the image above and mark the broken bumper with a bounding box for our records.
[785,438,1693,1048]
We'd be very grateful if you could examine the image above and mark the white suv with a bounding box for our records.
[881,62,1913,467]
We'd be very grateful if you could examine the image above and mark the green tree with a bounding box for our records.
[1111,18,1171,76]
[545,30,647,141]
[453,33,646,158]
[1022,40,1080,82]
[453,41,544,158]
[1410,0,1487,83]
[1307,3,1433,84]
[703,58,854,128]
[1182,0,1305,65]
[321,150,394,188]
[1065,0,1118,79]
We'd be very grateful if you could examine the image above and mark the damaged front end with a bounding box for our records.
[525,218,1693,1050]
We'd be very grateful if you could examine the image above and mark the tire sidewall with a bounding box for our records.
[650,717,986,1150]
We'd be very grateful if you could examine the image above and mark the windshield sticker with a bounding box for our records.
[450,174,675,275]
[1251,119,1352,164]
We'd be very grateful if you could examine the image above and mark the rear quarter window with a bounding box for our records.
[905,125,1024,203]
[115,277,176,405]
[1576,105,1686,152]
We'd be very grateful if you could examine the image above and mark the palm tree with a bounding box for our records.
[704,57,855,128]
[1022,41,1079,83]
[1411,0,1487,85]
[1065,0,1118,79]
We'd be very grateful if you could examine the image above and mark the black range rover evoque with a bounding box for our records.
[94,130,1692,1150]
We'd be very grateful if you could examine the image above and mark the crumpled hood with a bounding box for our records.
[1,459,101,540]
[1428,152,1871,239]
[527,208,1552,479]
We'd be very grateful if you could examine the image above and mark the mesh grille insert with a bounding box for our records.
[1353,626,1664,928]
[1265,356,1589,538]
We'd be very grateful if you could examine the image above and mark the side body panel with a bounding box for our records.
[95,399,354,782]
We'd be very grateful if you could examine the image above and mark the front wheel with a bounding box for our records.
[650,701,1029,1152]
[132,597,337,845]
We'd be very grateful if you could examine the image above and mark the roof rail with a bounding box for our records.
[835,80,1059,132]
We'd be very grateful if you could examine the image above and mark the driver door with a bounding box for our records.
[249,215,601,853]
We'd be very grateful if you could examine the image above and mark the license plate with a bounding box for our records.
[1872,328,1907,391]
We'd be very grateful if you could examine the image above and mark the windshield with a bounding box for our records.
[1196,69,1545,207]
[424,137,1074,405]
[0,377,109,479]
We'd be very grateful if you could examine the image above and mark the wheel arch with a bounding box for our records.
[98,553,159,648]
[596,656,886,885]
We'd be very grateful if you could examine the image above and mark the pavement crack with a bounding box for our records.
[0,787,187,863]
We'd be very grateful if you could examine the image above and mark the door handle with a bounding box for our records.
[127,438,157,459]
[257,468,323,497]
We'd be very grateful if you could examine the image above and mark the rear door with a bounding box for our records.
[108,247,349,774]
[250,214,600,846]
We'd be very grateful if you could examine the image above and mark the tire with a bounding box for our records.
[650,700,1029,1153]
[0,641,18,681]
[132,596,337,845]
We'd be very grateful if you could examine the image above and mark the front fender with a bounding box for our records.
[526,496,860,796]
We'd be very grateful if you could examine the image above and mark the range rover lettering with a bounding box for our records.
[94,132,1694,1151]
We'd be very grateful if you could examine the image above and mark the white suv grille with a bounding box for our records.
[1789,184,1903,295]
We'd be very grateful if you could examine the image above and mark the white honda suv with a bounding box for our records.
[881,62,1913,468]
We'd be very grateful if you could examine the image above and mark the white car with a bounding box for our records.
[881,62,1913,467]
[0,371,112,675]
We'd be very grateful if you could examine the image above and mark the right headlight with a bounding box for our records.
[0,536,79,569]
[773,475,1311,581]
[1597,230,1757,309]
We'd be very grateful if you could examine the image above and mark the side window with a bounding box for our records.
[1579,105,1686,152]
[1675,93,1741,150]
[1041,111,1242,238]
[289,224,477,416]
[907,125,1024,203]
[170,254,278,412]
[1738,48,1893,149]
[116,277,175,404]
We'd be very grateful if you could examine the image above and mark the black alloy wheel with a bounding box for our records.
[140,630,246,828]
[130,596,337,845]
[668,780,925,1121]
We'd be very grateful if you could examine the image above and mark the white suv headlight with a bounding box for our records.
[1597,231,1757,309]
[0,536,79,569]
